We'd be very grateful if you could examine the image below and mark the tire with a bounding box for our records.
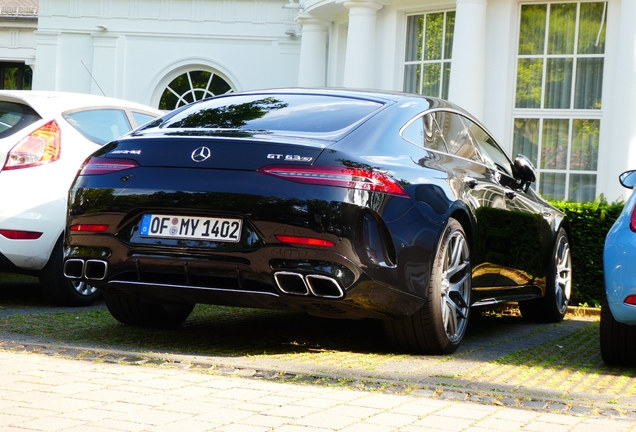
[600,292,636,366]
[39,235,101,307]
[384,218,471,354]
[104,290,195,328]
[519,227,571,323]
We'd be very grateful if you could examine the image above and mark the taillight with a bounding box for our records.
[630,203,636,232]
[258,165,408,197]
[0,230,43,240]
[79,157,139,175]
[625,295,636,306]
[3,120,61,170]
[69,224,109,232]
[275,235,335,247]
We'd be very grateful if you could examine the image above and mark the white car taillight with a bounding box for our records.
[3,120,61,170]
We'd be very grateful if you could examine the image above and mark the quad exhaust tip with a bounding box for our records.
[274,271,344,299]
[63,259,108,281]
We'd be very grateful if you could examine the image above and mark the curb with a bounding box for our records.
[567,305,600,317]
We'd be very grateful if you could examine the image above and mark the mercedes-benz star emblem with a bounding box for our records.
[191,146,211,162]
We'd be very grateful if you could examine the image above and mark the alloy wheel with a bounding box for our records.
[71,280,98,297]
[554,232,572,314]
[440,229,471,343]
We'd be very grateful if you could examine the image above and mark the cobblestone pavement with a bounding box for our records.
[1,278,635,431]
[0,349,635,432]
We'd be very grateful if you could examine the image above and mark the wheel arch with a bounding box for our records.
[448,205,475,254]
[558,218,572,247]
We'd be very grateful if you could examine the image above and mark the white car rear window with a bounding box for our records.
[0,101,41,139]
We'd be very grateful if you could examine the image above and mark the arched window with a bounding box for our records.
[159,70,233,110]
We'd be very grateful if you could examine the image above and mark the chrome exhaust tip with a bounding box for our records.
[63,259,85,279]
[306,274,344,299]
[84,259,108,281]
[274,271,310,295]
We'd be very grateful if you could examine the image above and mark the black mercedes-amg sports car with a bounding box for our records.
[64,88,571,354]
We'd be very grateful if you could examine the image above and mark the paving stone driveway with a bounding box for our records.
[1,350,635,432]
[1,277,635,427]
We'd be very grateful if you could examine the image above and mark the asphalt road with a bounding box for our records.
[0,277,634,422]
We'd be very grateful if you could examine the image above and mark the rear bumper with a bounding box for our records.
[0,199,64,271]
[65,166,434,319]
[0,163,70,271]
[604,224,636,325]
[64,233,424,320]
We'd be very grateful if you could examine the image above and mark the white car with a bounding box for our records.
[0,91,162,306]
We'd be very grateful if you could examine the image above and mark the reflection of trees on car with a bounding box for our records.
[167,98,288,129]
[473,206,547,279]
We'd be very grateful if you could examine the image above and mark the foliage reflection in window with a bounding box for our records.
[0,63,32,90]
[159,70,233,110]
[513,2,606,202]
[403,11,455,99]
[515,2,606,110]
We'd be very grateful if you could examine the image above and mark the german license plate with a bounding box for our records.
[140,214,242,242]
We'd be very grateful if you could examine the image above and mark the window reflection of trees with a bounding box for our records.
[513,2,605,202]
[166,98,288,129]
[403,11,455,99]
[0,63,32,90]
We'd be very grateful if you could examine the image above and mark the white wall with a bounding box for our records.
[33,0,302,106]
[0,18,37,67]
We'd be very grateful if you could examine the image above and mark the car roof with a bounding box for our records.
[0,90,162,118]
[199,87,471,120]
[219,87,446,105]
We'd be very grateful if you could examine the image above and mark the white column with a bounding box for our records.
[297,14,330,87]
[91,35,119,97]
[32,31,60,90]
[340,0,384,89]
[448,0,487,119]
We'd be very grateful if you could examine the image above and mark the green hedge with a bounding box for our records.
[548,198,625,307]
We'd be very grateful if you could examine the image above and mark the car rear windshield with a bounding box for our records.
[157,94,384,134]
[0,101,41,139]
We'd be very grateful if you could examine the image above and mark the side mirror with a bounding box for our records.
[513,154,536,192]
[619,170,636,189]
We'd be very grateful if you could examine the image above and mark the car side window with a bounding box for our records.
[402,113,448,152]
[437,111,480,161]
[132,111,157,128]
[401,116,425,147]
[462,117,514,177]
[64,109,133,145]
[423,112,448,152]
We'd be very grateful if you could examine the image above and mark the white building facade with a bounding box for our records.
[0,0,633,202]
[0,2,38,89]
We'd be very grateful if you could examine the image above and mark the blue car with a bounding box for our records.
[602,170,636,366]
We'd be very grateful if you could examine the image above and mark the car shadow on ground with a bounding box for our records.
[0,275,556,358]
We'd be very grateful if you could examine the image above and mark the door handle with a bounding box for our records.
[505,188,516,200]
[463,176,478,189]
